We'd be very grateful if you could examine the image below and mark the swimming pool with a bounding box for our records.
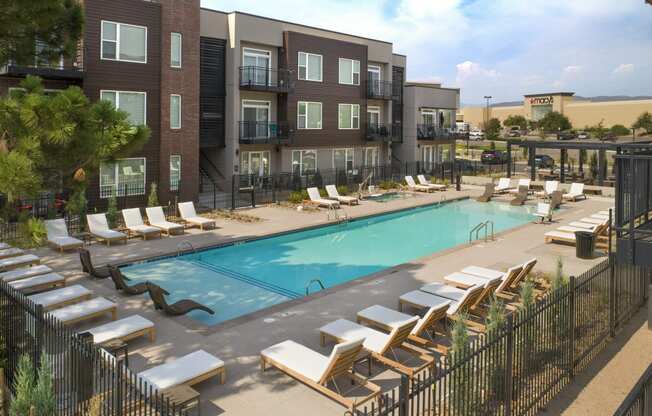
[121,199,534,325]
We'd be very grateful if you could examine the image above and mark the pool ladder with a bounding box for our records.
[305,279,325,295]
[176,240,197,257]
[469,220,495,243]
[327,204,349,223]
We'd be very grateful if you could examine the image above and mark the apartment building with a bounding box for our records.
[0,2,460,207]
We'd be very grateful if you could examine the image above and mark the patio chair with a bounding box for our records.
[146,282,215,316]
[319,316,434,378]
[44,219,83,252]
[82,315,156,345]
[533,202,552,222]
[178,202,216,230]
[544,223,608,249]
[417,175,446,191]
[138,350,225,389]
[508,178,531,194]
[0,265,53,283]
[307,187,340,208]
[79,248,111,279]
[108,265,148,295]
[87,214,127,246]
[462,259,537,291]
[405,176,433,193]
[563,183,586,201]
[494,178,512,194]
[476,183,494,202]
[0,248,24,259]
[27,285,92,312]
[418,282,496,330]
[325,185,359,205]
[8,272,65,293]
[48,297,117,325]
[0,254,40,272]
[145,206,184,235]
[122,208,162,240]
[510,185,529,206]
[261,338,381,409]
[535,181,559,198]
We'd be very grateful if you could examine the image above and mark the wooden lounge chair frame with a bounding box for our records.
[476,183,494,202]
[544,223,609,249]
[82,323,156,346]
[79,249,111,279]
[261,342,381,410]
[57,302,118,326]
[109,266,148,295]
[35,288,93,312]
[17,277,66,295]
[146,283,215,316]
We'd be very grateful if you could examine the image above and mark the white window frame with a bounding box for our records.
[368,64,382,80]
[292,149,317,175]
[99,157,147,198]
[297,101,322,130]
[338,104,360,130]
[170,94,181,129]
[332,148,354,171]
[363,147,379,167]
[339,58,360,85]
[242,48,272,68]
[241,100,271,138]
[100,20,148,64]
[169,155,181,191]
[240,150,271,177]
[170,32,182,68]
[100,90,147,126]
[298,52,323,82]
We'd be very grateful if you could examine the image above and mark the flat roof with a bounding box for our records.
[405,82,460,92]
[524,92,575,97]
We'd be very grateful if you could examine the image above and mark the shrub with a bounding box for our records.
[610,124,630,136]
[287,190,309,204]
[378,180,399,190]
[18,217,46,248]
[632,111,652,134]
[33,355,56,416]
[538,111,572,132]
[147,182,159,207]
[589,152,599,179]
[105,193,118,228]
[336,185,349,196]
[10,355,35,416]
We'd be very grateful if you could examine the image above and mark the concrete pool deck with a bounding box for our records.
[26,187,616,415]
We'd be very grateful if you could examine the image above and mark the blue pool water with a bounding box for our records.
[121,199,534,325]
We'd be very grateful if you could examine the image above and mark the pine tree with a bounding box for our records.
[147,183,159,207]
[33,354,56,416]
[10,355,35,416]
[106,193,118,228]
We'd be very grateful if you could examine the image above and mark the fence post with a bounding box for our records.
[504,314,514,416]
[398,374,409,416]
[568,275,576,379]
[609,257,616,337]
[34,304,43,371]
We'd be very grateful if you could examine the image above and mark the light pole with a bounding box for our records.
[483,95,492,135]
[632,127,636,143]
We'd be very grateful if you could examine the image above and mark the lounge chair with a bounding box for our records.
[544,223,608,248]
[145,206,184,235]
[79,248,110,279]
[325,185,359,205]
[109,265,148,295]
[580,217,609,225]
[0,254,39,272]
[178,202,216,230]
[48,297,117,325]
[261,339,381,409]
[445,265,525,302]
[0,248,24,259]
[533,202,552,222]
[464,258,537,294]
[8,273,65,293]
[307,187,340,208]
[146,283,214,316]
[82,315,156,345]
[563,183,586,201]
[494,178,512,194]
[405,176,433,193]
[508,179,531,194]
[27,285,92,311]
[122,208,162,240]
[319,316,433,377]
[44,219,83,252]
[569,221,601,229]
[591,213,610,220]
[399,287,481,318]
[87,214,127,246]
[138,350,225,389]
[535,181,559,198]
[476,183,494,202]
[0,265,53,282]
[417,175,446,191]
[510,185,529,206]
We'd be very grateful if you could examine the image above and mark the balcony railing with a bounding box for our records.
[239,121,292,144]
[239,66,294,93]
[1,46,84,81]
[366,123,402,142]
[417,124,464,140]
[366,80,394,100]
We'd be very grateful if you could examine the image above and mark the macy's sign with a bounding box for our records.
[529,96,554,105]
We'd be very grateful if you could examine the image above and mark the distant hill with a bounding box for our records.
[463,95,652,107]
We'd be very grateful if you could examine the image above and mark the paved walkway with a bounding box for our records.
[23,187,616,415]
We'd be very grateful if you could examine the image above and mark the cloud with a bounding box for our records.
[563,66,582,74]
[455,61,499,82]
[613,63,635,74]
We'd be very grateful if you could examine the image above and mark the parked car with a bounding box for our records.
[557,131,577,140]
[508,130,521,137]
[534,154,555,169]
[469,130,485,141]
[602,132,617,141]
[481,150,508,165]
[577,131,590,140]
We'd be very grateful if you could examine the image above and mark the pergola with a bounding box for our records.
[505,139,652,186]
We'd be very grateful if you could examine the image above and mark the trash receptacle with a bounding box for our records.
[575,231,595,259]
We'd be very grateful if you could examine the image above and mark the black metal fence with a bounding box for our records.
[0,280,188,415]
[352,255,649,416]
[614,363,652,416]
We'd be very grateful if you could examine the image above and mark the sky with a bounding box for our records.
[200,0,652,105]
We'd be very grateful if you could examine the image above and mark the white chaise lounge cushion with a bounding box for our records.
[45,219,82,248]
[86,315,154,345]
[563,183,585,199]
[545,231,576,241]
[399,290,453,313]
[178,202,215,226]
[0,254,39,271]
[307,187,339,206]
[138,350,224,390]
[417,175,446,189]
[357,304,448,336]
[320,317,418,354]
[123,209,160,235]
[444,272,501,289]
[8,273,64,291]
[0,265,53,282]
[48,297,115,323]
[569,221,599,229]
[87,214,126,240]
[558,225,596,233]
[325,185,357,203]
[461,266,505,280]
[405,176,428,190]
[0,248,24,259]
[495,178,511,191]
[27,285,91,308]
[145,207,184,232]
[50,236,83,248]
[420,282,478,302]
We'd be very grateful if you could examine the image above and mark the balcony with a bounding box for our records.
[417,125,463,141]
[366,123,402,143]
[239,121,292,145]
[239,66,294,93]
[366,80,394,100]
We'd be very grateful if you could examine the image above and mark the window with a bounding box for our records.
[170,32,182,68]
[241,151,270,177]
[298,52,322,82]
[101,90,146,125]
[242,48,271,86]
[368,64,382,95]
[292,150,317,174]
[170,94,181,129]
[339,58,360,85]
[338,104,360,129]
[99,158,146,198]
[298,101,322,129]
[101,21,147,63]
[364,147,379,167]
[333,148,354,172]
[170,155,181,191]
[241,100,270,138]
[367,106,380,128]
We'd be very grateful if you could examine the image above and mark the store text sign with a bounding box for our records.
[529,96,554,105]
